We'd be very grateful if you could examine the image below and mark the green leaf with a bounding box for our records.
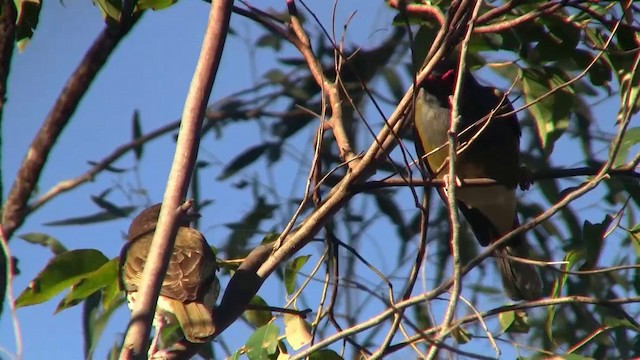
[256,34,282,50]
[16,249,109,307]
[56,258,119,313]
[44,206,136,226]
[92,0,122,22]
[245,323,279,360]
[225,197,277,259]
[15,0,42,51]
[499,310,530,334]
[521,67,573,155]
[612,127,640,167]
[19,233,67,255]
[283,313,312,350]
[244,296,274,328]
[131,110,143,160]
[86,161,127,173]
[582,215,613,268]
[218,143,276,180]
[309,349,343,360]
[382,68,404,102]
[546,250,580,342]
[560,355,595,360]
[284,255,310,295]
[263,69,287,83]
[499,310,515,332]
[451,326,471,344]
[137,0,176,10]
[90,197,132,218]
[83,292,126,360]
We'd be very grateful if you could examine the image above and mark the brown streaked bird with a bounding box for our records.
[413,62,542,301]
[119,203,219,352]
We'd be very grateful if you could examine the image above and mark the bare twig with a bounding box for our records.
[426,2,482,358]
[118,0,233,357]
[384,294,640,356]
[352,165,640,192]
[286,0,356,165]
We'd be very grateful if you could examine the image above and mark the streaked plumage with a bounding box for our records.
[119,203,219,350]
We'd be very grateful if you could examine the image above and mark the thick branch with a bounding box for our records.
[118,0,233,357]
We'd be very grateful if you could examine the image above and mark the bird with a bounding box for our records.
[413,62,542,301]
[119,203,219,353]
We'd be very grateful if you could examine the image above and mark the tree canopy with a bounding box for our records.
[1,0,639,359]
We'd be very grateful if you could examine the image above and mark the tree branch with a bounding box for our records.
[1,16,141,241]
[118,0,233,357]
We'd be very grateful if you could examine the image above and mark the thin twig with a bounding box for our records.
[426,1,482,358]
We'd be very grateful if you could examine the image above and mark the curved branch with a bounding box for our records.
[1,16,141,240]
[118,0,233,357]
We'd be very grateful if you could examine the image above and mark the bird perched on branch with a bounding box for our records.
[413,62,542,301]
[119,203,219,353]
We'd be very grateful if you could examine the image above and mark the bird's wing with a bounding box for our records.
[161,227,218,302]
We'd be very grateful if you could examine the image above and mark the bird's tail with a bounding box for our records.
[495,240,543,301]
[172,301,215,343]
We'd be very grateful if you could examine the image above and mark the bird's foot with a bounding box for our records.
[148,317,166,358]
[442,173,463,190]
[519,166,533,191]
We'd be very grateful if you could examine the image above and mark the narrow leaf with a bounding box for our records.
[218,144,274,180]
[131,110,143,160]
[19,233,67,255]
[16,249,109,307]
[284,255,310,295]
[45,206,136,226]
[56,258,119,313]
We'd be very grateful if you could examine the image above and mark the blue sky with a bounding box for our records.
[1,1,633,359]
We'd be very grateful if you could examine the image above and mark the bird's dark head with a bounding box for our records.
[127,203,200,241]
[419,67,458,106]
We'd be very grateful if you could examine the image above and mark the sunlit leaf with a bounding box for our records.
[500,310,530,334]
[451,326,471,344]
[245,323,279,360]
[283,313,312,350]
[521,67,573,155]
[612,127,640,167]
[92,0,121,22]
[284,255,310,295]
[15,0,42,51]
[546,250,580,342]
[137,0,175,10]
[16,250,109,307]
[56,258,119,313]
